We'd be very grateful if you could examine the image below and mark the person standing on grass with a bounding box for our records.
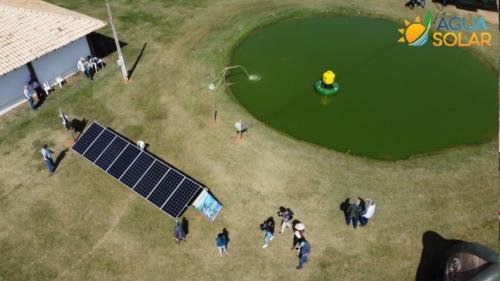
[234,120,247,138]
[216,232,228,256]
[24,85,35,110]
[296,238,311,270]
[360,199,376,226]
[277,207,294,233]
[347,199,363,229]
[41,144,55,173]
[174,219,186,244]
[261,217,275,248]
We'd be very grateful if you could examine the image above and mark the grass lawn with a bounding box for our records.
[0,0,498,280]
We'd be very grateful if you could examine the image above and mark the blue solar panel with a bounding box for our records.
[83,130,115,162]
[95,137,127,170]
[108,145,141,179]
[134,161,169,197]
[73,121,206,218]
[120,152,154,188]
[73,123,104,154]
[162,179,201,217]
[149,170,184,207]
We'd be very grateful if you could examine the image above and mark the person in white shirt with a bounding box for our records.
[59,108,72,130]
[360,199,376,226]
[24,85,35,110]
[41,144,55,173]
[77,57,85,73]
[234,120,247,138]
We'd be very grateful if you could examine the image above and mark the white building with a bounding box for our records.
[0,0,106,114]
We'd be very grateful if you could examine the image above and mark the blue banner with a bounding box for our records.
[192,189,222,221]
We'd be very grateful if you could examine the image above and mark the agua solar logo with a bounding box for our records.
[398,10,492,47]
[398,10,433,47]
[432,15,491,47]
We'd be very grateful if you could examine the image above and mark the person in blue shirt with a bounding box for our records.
[173,219,186,244]
[297,238,311,270]
[216,233,228,256]
[261,217,275,248]
[41,144,55,172]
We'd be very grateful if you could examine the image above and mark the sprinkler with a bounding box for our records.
[208,65,259,90]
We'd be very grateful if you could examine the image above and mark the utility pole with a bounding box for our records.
[105,0,128,82]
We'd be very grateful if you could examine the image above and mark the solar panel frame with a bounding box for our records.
[131,160,155,189]
[95,137,128,171]
[162,179,202,218]
[80,124,106,156]
[83,130,115,162]
[134,161,170,198]
[72,123,104,154]
[107,145,141,179]
[120,153,155,188]
[149,170,184,207]
[72,121,205,219]
[119,151,144,181]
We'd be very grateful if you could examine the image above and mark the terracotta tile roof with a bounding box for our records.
[0,0,106,76]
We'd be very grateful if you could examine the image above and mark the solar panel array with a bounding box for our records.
[73,122,203,218]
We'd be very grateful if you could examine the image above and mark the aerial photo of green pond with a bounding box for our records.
[230,16,498,160]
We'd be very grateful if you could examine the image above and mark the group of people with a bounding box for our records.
[77,56,105,80]
[405,0,426,9]
[172,218,231,257]
[260,207,311,270]
[341,197,376,229]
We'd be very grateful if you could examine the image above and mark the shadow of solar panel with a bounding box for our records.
[134,161,169,197]
[120,152,154,188]
[83,130,115,162]
[162,179,201,217]
[108,145,140,179]
[149,170,184,207]
[95,137,127,170]
[73,123,104,154]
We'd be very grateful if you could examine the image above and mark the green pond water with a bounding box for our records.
[230,16,498,160]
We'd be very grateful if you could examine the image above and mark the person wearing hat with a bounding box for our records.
[173,219,186,244]
[360,199,376,226]
[292,223,305,250]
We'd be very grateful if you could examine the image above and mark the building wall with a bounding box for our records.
[0,65,31,113]
[32,37,91,85]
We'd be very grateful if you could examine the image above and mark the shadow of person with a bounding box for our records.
[182,217,189,237]
[415,231,463,281]
[339,198,351,224]
[222,228,230,247]
[71,118,88,135]
[54,148,68,170]
[34,91,46,109]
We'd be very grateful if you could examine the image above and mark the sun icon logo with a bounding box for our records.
[398,11,433,47]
